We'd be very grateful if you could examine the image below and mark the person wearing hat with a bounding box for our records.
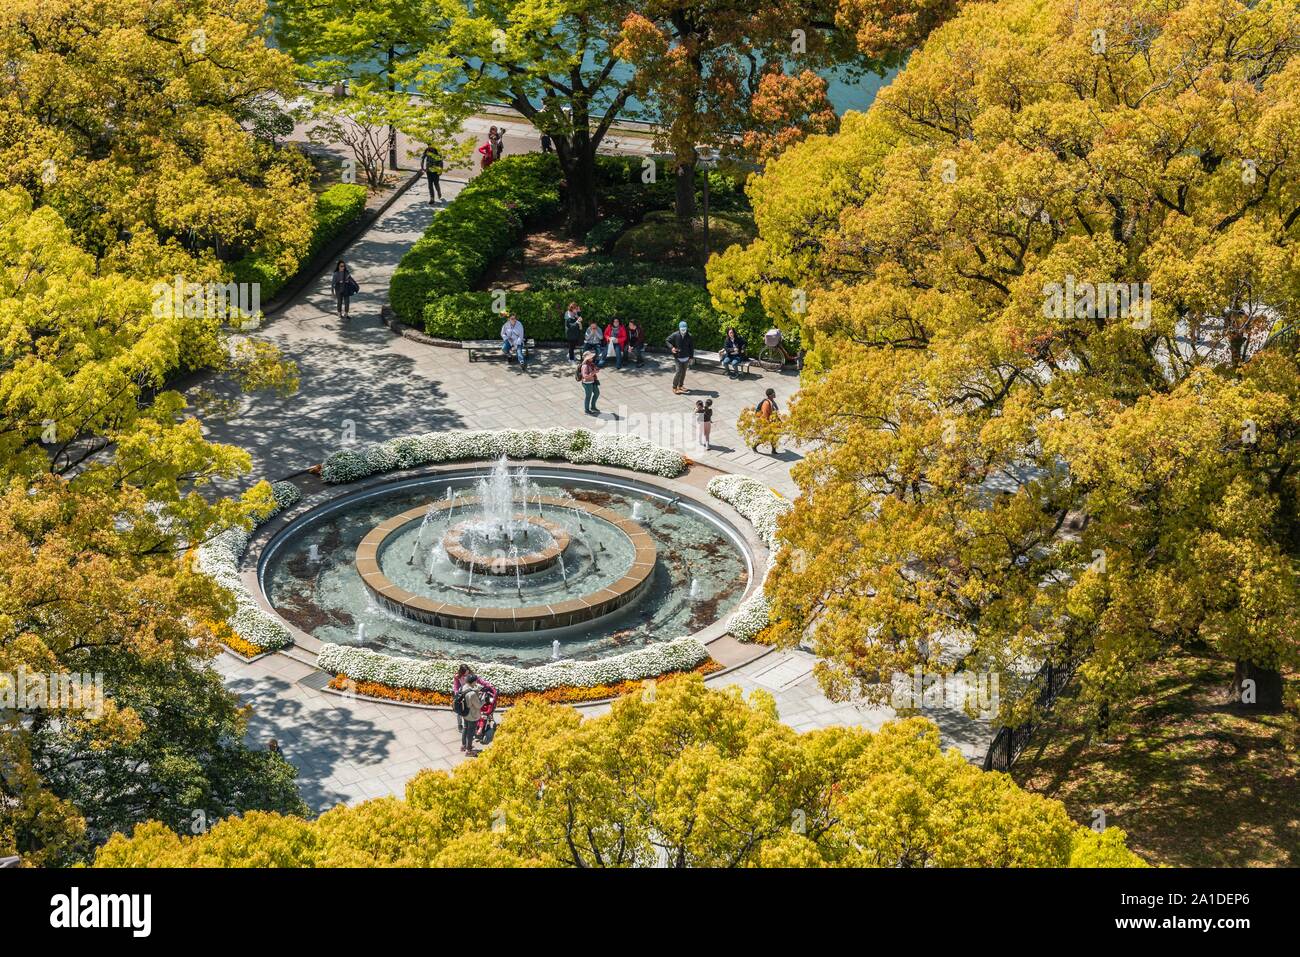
[580,349,601,415]
[666,320,694,394]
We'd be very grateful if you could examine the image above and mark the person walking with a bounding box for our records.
[564,302,583,361]
[489,126,504,161]
[701,399,714,449]
[627,319,646,367]
[500,313,527,370]
[540,132,553,153]
[478,138,494,170]
[603,317,628,370]
[583,320,603,363]
[420,144,444,203]
[666,321,694,394]
[721,326,747,377]
[579,350,601,415]
[752,388,780,454]
[331,260,357,319]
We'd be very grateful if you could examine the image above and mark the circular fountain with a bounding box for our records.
[259,455,755,667]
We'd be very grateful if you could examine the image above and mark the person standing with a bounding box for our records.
[457,677,484,755]
[580,350,601,415]
[420,144,444,203]
[331,260,357,319]
[701,399,714,449]
[752,388,780,454]
[603,317,628,370]
[626,319,646,367]
[564,302,583,361]
[666,321,694,394]
[583,320,603,364]
[540,132,553,153]
[500,313,527,370]
[478,138,494,170]
[489,126,504,161]
[721,327,747,377]
[452,664,471,732]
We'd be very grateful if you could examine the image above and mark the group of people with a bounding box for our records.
[564,302,647,369]
[452,666,498,756]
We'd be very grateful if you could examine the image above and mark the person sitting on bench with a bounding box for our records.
[720,327,748,377]
[501,313,527,370]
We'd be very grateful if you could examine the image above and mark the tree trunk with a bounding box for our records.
[674,156,696,221]
[1231,659,1284,712]
[386,47,399,171]
[556,145,599,234]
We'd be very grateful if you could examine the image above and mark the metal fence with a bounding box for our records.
[983,654,1081,772]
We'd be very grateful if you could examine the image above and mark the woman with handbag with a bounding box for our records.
[331,261,358,319]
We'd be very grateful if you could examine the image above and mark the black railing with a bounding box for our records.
[983,653,1081,772]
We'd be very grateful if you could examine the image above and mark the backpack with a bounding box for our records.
[574,363,584,382]
[755,400,766,412]
[453,688,469,716]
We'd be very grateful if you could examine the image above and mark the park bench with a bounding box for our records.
[693,352,753,376]
[464,338,535,362]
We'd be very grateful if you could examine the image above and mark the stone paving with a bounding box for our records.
[197,144,993,813]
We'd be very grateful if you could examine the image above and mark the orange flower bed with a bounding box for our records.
[221,633,269,659]
[327,659,723,708]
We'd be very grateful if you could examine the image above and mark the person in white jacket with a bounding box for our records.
[500,314,527,370]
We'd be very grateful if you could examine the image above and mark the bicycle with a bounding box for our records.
[756,329,798,372]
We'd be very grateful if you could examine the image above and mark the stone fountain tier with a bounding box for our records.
[355,495,657,633]
[442,515,570,575]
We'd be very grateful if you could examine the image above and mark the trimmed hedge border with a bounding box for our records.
[194,482,303,651]
[231,183,369,301]
[423,283,728,349]
[389,155,562,323]
[706,474,791,641]
[318,636,710,698]
[320,426,687,484]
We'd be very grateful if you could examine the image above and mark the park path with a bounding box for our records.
[198,145,992,813]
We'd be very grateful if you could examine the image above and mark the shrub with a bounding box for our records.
[583,216,625,253]
[424,283,728,349]
[612,209,757,264]
[526,258,704,289]
[231,183,367,300]
[390,154,562,323]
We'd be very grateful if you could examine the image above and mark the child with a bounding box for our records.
[701,399,714,450]
[694,400,706,448]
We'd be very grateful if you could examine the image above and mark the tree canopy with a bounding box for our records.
[709,0,1300,718]
[94,675,1143,867]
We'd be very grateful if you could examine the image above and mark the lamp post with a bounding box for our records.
[696,146,720,266]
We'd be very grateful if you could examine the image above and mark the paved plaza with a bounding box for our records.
[198,154,993,812]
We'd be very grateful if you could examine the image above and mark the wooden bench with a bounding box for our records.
[464,338,535,362]
[693,352,753,376]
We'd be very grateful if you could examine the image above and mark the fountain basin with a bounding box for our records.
[355,495,657,633]
[443,515,570,575]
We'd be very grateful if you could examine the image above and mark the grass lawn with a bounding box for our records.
[1012,653,1298,867]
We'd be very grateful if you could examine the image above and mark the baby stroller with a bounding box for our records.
[475,688,499,745]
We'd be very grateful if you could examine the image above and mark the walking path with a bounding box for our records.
[197,150,993,813]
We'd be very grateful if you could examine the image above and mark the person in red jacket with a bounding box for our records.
[602,316,629,369]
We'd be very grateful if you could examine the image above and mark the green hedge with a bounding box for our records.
[424,283,730,350]
[390,154,562,323]
[231,183,368,300]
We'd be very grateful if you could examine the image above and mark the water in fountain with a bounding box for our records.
[552,639,561,660]
[356,622,366,642]
[408,503,435,565]
[689,578,701,599]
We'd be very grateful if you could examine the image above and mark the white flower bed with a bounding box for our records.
[320,427,686,484]
[194,481,302,653]
[707,475,792,641]
[317,635,710,696]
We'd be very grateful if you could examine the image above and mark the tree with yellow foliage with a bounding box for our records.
[94,675,1144,867]
[0,188,306,865]
[0,0,315,282]
[708,0,1300,718]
